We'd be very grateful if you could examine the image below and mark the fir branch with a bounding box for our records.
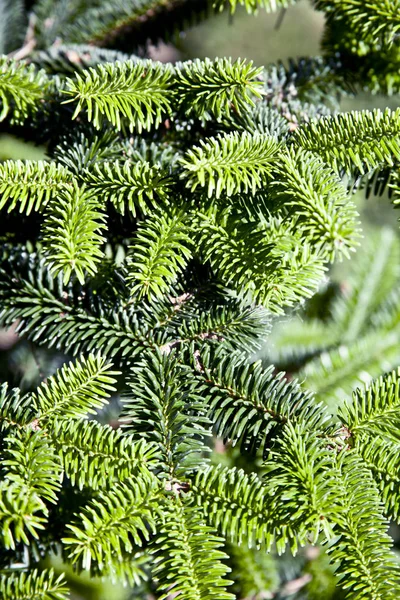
[0,383,33,431]
[298,330,400,409]
[264,422,337,548]
[0,481,46,549]
[340,366,400,443]
[0,569,68,600]
[151,498,233,600]
[328,451,400,599]
[292,108,400,176]
[2,429,62,504]
[179,131,281,198]
[330,227,400,342]
[355,435,400,522]
[0,160,73,215]
[196,349,324,457]
[42,183,107,284]
[191,464,273,548]
[83,159,173,216]
[31,353,118,422]
[63,477,161,570]
[0,56,48,122]
[270,146,360,261]
[315,0,400,46]
[126,211,193,300]
[50,419,158,490]
[174,57,263,120]
[63,59,173,132]
[122,349,212,479]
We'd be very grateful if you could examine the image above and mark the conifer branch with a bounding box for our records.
[63,477,161,571]
[31,353,118,422]
[0,160,73,214]
[174,57,263,120]
[180,132,280,197]
[127,211,193,300]
[83,159,173,216]
[293,108,400,176]
[50,419,159,490]
[151,499,233,600]
[0,56,47,122]
[63,60,173,132]
[0,569,68,600]
[42,183,107,284]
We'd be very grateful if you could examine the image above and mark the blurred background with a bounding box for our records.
[1,1,399,598]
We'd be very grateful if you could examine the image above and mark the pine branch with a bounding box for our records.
[151,498,233,600]
[0,160,73,215]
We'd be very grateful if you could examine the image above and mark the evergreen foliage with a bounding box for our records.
[0,1,400,599]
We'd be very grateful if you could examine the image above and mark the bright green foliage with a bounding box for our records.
[215,0,298,13]
[122,349,212,478]
[0,56,48,122]
[0,160,73,214]
[42,183,107,284]
[0,569,68,600]
[293,108,400,175]
[31,353,118,420]
[63,477,160,570]
[1,1,400,599]
[270,147,359,260]
[328,452,400,600]
[50,419,159,490]
[315,0,400,45]
[180,132,280,197]
[127,211,193,299]
[151,500,233,600]
[64,60,174,132]
[269,227,400,408]
[174,57,263,120]
[83,160,173,216]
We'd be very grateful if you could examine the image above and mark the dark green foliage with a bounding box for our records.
[1,1,400,599]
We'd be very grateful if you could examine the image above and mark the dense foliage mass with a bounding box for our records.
[0,1,400,599]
